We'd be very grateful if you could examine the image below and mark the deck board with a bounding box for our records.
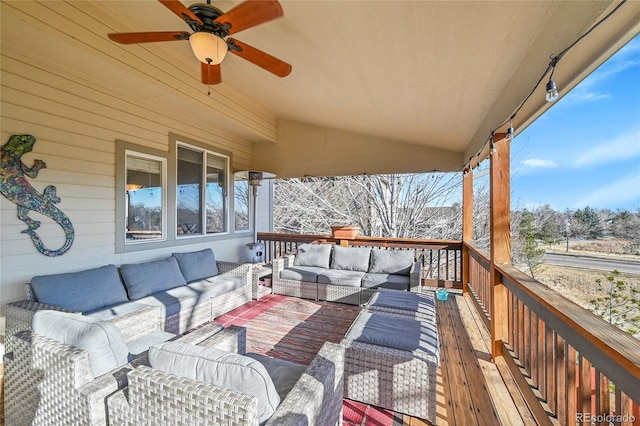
[402,292,527,425]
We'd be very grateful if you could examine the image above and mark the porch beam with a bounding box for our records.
[489,134,511,359]
[462,169,473,294]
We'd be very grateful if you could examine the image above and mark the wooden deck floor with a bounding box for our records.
[402,292,531,425]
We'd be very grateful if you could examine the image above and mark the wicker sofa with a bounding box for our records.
[272,244,422,305]
[5,248,251,353]
[107,340,345,426]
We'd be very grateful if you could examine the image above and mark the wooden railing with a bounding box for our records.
[257,232,463,288]
[465,241,640,426]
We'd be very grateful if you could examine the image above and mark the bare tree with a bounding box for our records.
[274,173,466,240]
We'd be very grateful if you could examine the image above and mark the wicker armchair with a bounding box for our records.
[2,319,226,426]
[106,341,345,426]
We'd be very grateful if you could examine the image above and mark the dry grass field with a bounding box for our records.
[534,238,640,337]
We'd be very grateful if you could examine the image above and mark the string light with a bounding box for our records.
[506,120,515,141]
[461,0,627,172]
[546,56,560,102]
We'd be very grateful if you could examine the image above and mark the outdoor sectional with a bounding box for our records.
[272,243,422,305]
[4,248,251,353]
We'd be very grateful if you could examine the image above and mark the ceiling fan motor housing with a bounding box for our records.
[188,4,230,37]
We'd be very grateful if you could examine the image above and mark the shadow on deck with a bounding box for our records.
[404,292,532,426]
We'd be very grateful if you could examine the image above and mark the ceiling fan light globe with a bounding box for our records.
[189,32,228,65]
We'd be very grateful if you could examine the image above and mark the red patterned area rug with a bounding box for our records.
[215,294,405,426]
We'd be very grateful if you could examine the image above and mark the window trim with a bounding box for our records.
[124,150,168,245]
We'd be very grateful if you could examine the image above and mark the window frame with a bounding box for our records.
[116,135,238,254]
[124,150,168,245]
[175,142,230,238]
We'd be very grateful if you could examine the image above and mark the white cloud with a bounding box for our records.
[574,129,640,167]
[574,171,640,208]
[562,37,640,105]
[521,158,558,168]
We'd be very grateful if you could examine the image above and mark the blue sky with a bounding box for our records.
[510,34,640,212]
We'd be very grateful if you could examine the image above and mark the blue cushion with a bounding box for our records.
[120,257,187,300]
[135,286,209,318]
[368,249,415,276]
[32,310,129,377]
[187,275,246,298]
[293,244,332,268]
[30,265,128,313]
[172,249,218,283]
[317,269,365,287]
[346,311,439,361]
[331,245,371,272]
[149,342,281,424]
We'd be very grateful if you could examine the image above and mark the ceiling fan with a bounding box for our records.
[107,0,291,85]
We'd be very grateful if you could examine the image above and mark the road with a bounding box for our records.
[544,253,640,275]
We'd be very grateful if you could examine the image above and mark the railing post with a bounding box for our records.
[462,168,473,294]
[490,134,511,359]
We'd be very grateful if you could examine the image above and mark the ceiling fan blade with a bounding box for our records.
[228,38,291,77]
[201,62,222,85]
[158,0,203,25]
[214,0,283,35]
[108,31,190,44]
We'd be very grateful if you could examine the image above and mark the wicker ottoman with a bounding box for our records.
[365,288,436,323]
[343,311,440,424]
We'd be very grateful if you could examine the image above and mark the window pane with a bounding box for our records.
[177,146,202,235]
[235,179,249,231]
[206,153,227,234]
[126,154,163,242]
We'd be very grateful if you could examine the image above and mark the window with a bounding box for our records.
[125,152,166,243]
[234,176,250,231]
[176,144,228,236]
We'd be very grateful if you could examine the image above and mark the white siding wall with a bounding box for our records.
[0,2,275,345]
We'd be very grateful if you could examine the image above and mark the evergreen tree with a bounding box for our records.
[590,270,640,337]
[517,210,545,279]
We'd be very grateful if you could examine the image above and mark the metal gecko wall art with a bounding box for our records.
[0,134,75,256]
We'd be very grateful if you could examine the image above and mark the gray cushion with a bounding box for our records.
[345,311,439,361]
[361,273,410,290]
[367,288,436,320]
[187,274,246,298]
[149,342,280,424]
[330,245,371,272]
[368,249,415,276]
[32,310,129,377]
[135,286,210,318]
[246,353,307,400]
[172,249,218,283]
[127,331,175,358]
[30,265,128,313]
[84,302,155,321]
[279,266,326,283]
[120,257,187,300]
[317,269,365,287]
[293,244,332,268]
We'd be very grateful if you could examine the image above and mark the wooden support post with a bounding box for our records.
[462,168,473,294]
[490,135,511,359]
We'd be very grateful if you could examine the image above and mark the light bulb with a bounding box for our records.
[506,124,514,141]
[546,79,559,102]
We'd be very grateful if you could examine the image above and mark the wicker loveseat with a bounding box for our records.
[5,248,251,353]
[273,244,422,305]
[107,341,345,426]
[2,307,239,426]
